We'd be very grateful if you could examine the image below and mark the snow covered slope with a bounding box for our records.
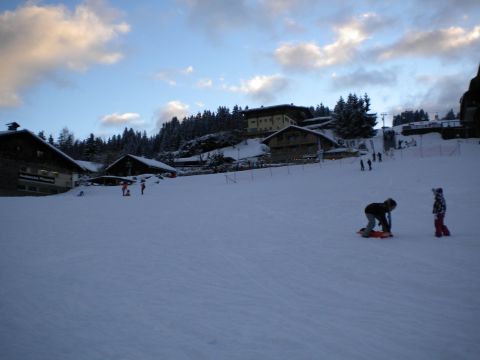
[1,136,480,360]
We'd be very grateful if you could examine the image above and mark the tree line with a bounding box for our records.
[392,108,459,126]
[37,103,334,163]
[36,95,452,164]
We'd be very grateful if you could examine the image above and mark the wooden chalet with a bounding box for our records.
[0,127,86,196]
[106,154,177,177]
[262,125,338,163]
[243,104,313,137]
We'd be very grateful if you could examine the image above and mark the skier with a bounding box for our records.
[141,182,146,195]
[121,182,128,196]
[362,198,397,238]
[360,159,365,171]
[367,159,372,171]
[372,152,376,162]
[432,188,450,237]
[378,152,382,162]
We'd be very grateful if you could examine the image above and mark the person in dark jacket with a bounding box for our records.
[432,188,450,237]
[362,198,397,237]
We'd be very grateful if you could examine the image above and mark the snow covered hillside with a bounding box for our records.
[1,135,480,360]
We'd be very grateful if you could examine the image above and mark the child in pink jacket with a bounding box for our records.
[432,188,450,237]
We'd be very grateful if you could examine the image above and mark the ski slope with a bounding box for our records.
[1,134,480,359]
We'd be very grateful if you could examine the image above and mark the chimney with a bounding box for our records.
[7,122,20,131]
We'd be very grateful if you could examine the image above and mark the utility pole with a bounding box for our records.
[381,112,388,152]
[381,112,388,129]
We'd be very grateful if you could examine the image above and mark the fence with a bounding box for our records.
[224,156,359,184]
[223,141,464,184]
[396,142,461,159]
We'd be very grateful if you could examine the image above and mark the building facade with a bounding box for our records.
[106,154,177,177]
[243,105,313,137]
[0,129,85,196]
[262,125,338,163]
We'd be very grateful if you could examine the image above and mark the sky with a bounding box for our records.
[0,0,479,140]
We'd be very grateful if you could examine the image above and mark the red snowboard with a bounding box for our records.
[357,228,392,239]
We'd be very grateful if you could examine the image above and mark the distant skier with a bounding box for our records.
[122,182,128,196]
[362,198,397,238]
[372,152,376,162]
[377,152,382,162]
[367,159,372,171]
[360,159,365,171]
[432,188,450,237]
[141,182,146,195]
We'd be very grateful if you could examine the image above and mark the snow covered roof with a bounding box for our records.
[175,138,269,163]
[301,116,333,123]
[303,119,336,129]
[106,154,177,173]
[76,160,104,173]
[262,125,339,146]
[0,129,86,172]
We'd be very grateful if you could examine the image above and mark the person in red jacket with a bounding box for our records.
[362,198,397,237]
[121,182,128,196]
[432,188,450,237]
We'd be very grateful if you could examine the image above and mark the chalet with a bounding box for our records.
[262,125,339,163]
[243,104,313,137]
[0,127,86,196]
[460,64,480,137]
[106,154,177,177]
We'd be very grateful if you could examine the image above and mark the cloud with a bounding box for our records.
[274,13,380,70]
[330,68,397,89]
[260,0,319,16]
[415,74,468,114]
[224,74,290,102]
[178,0,254,40]
[181,65,194,74]
[0,2,130,107]
[378,25,480,60]
[283,18,306,33]
[410,0,480,28]
[156,100,190,128]
[196,78,213,88]
[101,112,144,126]
[154,72,177,86]
[154,65,194,86]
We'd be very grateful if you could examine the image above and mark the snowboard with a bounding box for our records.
[357,228,392,239]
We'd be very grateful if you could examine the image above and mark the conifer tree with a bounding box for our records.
[334,93,376,139]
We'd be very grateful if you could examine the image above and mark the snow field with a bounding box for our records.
[1,136,480,359]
